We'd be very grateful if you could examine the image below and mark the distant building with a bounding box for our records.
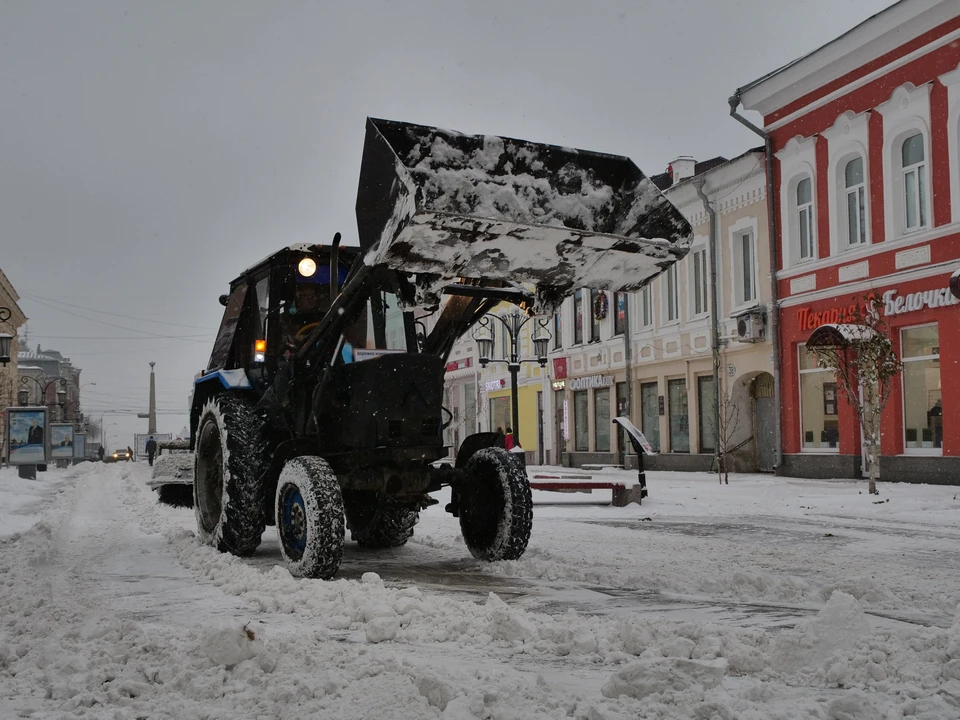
[0,268,27,461]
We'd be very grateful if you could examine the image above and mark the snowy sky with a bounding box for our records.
[0,0,894,448]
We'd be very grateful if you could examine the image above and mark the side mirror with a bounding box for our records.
[218,294,229,307]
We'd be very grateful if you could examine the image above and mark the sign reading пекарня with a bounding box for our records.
[795,287,959,331]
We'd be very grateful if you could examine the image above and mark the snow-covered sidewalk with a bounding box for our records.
[1,462,959,718]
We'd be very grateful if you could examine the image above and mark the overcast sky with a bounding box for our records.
[1,0,894,449]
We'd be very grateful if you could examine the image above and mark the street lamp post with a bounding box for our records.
[473,311,551,450]
[19,376,67,418]
[104,423,117,452]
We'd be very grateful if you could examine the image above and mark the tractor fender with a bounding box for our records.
[455,432,502,469]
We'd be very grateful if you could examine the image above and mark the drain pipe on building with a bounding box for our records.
[693,178,722,476]
[728,92,782,473]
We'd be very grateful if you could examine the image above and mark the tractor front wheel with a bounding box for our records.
[275,456,345,579]
[459,448,532,562]
[193,395,267,556]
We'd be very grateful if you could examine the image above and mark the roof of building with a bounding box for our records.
[650,156,729,191]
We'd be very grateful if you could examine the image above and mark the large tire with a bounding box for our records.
[193,395,267,556]
[459,448,533,562]
[275,456,345,579]
[343,491,419,548]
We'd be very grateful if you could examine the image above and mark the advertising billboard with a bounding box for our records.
[50,424,75,459]
[73,432,86,459]
[5,406,48,465]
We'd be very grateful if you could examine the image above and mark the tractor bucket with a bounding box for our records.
[356,117,692,304]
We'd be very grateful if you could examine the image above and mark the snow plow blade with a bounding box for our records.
[356,117,692,304]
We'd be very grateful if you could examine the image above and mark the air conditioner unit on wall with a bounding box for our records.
[736,311,766,343]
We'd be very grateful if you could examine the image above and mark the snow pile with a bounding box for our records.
[773,591,872,674]
[150,452,194,485]
[601,657,727,701]
[408,133,621,232]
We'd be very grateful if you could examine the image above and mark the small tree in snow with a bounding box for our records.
[806,293,902,495]
[711,387,741,485]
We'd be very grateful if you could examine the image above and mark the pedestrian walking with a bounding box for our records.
[145,436,157,466]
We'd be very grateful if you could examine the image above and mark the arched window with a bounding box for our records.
[901,133,927,231]
[797,177,814,260]
[844,157,866,246]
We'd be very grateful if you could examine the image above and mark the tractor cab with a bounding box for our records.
[204,244,359,386]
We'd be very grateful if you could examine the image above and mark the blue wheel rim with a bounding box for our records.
[280,485,307,560]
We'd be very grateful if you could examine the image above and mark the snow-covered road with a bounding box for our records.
[2,462,960,719]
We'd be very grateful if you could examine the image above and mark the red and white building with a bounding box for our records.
[735,0,960,482]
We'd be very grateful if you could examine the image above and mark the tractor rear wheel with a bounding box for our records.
[343,491,419,548]
[275,456,345,579]
[193,395,267,556]
[459,448,533,562]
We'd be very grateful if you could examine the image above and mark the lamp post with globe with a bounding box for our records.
[472,311,551,453]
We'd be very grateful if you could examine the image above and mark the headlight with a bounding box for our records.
[298,257,317,277]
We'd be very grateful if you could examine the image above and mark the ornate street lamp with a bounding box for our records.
[0,306,13,366]
[472,310,551,449]
[20,376,67,417]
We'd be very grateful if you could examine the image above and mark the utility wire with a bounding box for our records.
[21,292,217,331]
[22,296,211,343]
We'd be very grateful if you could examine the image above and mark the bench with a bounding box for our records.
[529,473,645,507]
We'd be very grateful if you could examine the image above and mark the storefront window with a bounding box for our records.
[668,379,689,452]
[641,382,660,452]
[902,325,941,452]
[799,345,838,451]
[574,390,589,451]
[698,375,716,453]
[489,396,511,434]
[595,388,611,452]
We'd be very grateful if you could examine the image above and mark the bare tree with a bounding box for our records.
[710,387,742,485]
[807,293,902,495]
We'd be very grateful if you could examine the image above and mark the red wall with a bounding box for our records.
[780,273,958,457]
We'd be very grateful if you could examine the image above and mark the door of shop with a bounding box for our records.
[753,373,775,472]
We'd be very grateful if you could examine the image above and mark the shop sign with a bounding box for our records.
[796,286,960,330]
[568,374,614,391]
[445,357,472,372]
[562,400,570,440]
[485,378,506,392]
[553,357,568,380]
[551,380,566,391]
[882,288,959,316]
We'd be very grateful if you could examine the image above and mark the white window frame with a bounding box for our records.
[900,133,928,232]
[822,109,871,256]
[876,83,932,240]
[843,156,868,247]
[688,243,709,319]
[900,322,941,457]
[638,284,654,330]
[775,135,818,269]
[940,62,960,225]
[797,177,815,260]
[798,343,839,454]
[662,264,679,325]
[728,216,760,313]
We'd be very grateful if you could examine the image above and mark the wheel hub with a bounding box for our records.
[280,485,308,560]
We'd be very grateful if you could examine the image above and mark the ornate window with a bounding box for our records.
[844,157,867,246]
[901,133,927,232]
[797,177,815,259]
